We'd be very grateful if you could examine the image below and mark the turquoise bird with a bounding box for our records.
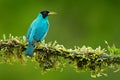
[26,10,56,56]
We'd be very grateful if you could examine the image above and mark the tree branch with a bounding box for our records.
[0,35,120,78]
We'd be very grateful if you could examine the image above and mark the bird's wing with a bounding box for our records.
[26,25,32,41]
[26,19,38,43]
[26,19,37,41]
[28,25,37,43]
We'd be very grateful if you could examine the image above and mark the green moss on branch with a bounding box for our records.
[0,35,120,78]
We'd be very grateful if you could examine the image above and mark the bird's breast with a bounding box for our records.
[33,19,49,41]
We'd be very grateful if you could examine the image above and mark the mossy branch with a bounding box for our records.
[0,35,120,78]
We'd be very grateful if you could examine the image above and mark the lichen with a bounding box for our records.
[0,34,120,78]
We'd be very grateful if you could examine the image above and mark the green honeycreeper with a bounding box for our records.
[26,10,56,56]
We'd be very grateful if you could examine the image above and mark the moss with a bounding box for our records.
[0,34,120,77]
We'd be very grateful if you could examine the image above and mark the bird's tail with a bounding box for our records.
[26,43,34,56]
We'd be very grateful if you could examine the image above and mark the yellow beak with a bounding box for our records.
[48,12,57,15]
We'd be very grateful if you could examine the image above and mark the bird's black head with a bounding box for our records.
[40,10,50,18]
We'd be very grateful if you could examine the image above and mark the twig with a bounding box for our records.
[0,35,120,78]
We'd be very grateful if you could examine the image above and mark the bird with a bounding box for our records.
[26,10,56,56]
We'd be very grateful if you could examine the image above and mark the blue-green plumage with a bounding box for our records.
[26,10,50,56]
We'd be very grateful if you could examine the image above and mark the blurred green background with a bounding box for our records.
[0,0,120,80]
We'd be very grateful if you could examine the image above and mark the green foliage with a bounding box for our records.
[0,35,120,78]
[105,41,120,56]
